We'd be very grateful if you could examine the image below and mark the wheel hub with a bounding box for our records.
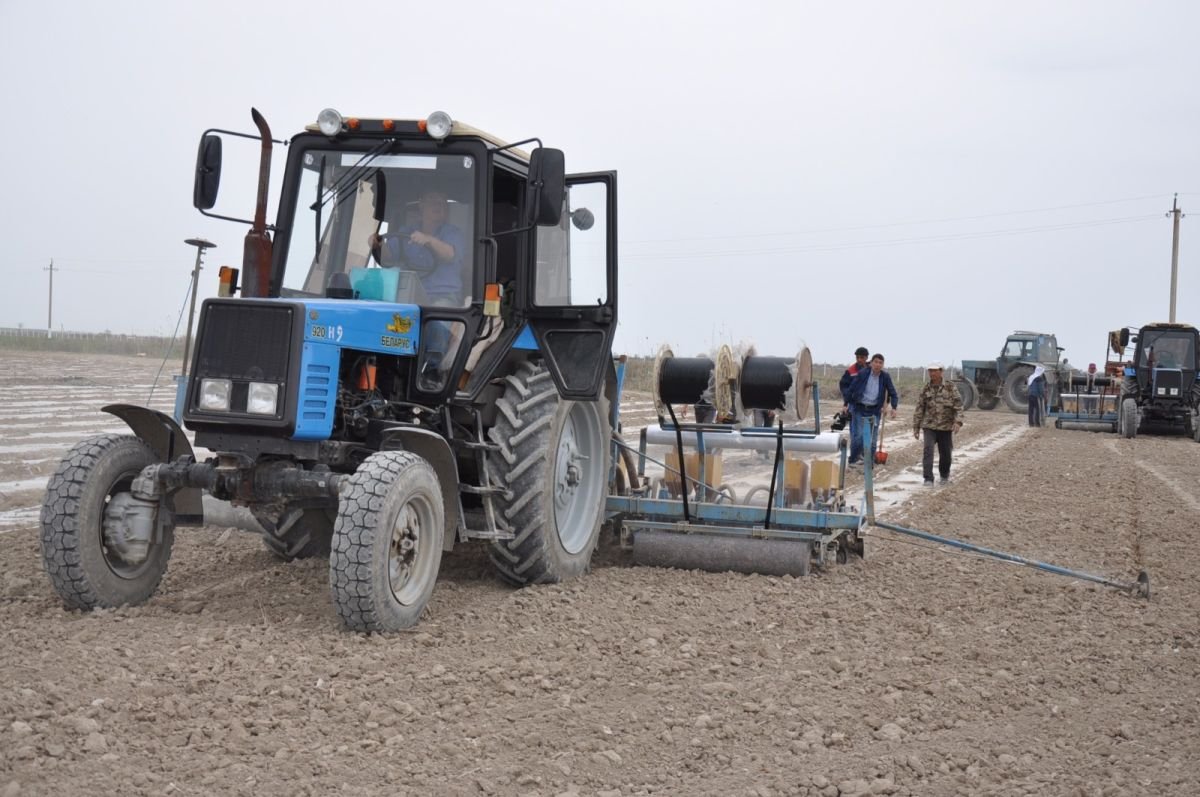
[551,403,606,555]
[102,493,157,567]
[389,505,421,600]
[555,425,588,514]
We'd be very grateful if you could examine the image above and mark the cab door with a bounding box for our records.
[523,172,617,400]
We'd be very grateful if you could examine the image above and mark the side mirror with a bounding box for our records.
[570,207,595,231]
[193,134,223,210]
[526,147,565,227]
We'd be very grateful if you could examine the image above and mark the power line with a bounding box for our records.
[623,193,1169,246]
[621,213,1162,261]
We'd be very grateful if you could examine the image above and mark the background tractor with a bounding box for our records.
[955,330,1072,413]
[39,108,619,632]
[1112,323,1200,440]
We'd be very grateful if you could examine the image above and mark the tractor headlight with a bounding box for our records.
[199,379,232,411]
[247,382,280,415]
[424,110,453,140]
[317,108,344,137]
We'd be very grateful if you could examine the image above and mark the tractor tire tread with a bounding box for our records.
[329,450,439,632]
[486,363,607,586]
[39,434,171,610]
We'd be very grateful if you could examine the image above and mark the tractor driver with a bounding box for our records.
[368,190,465,387]
[368,190,465,306]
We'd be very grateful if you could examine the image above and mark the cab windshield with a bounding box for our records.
[1140,329,1196,369]
[281,148,476,307]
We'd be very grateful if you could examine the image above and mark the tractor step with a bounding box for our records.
[459,484,511,497]
[450,439,501,453]
[461,527,515,541]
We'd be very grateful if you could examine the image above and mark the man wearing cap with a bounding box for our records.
[839,347,870,463]
[847,353,899,466]
[912,362,964,486]
[1082,363,1100,414]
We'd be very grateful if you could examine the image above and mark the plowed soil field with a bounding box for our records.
[2,351,1197,796]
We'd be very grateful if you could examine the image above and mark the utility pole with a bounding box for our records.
[182,238,216,375]
[43,259,55,338]
[1168,194,1182,323]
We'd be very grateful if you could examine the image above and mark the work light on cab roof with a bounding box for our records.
[315,108,454,139]
[422,110,453,139]
[316,107,343,137]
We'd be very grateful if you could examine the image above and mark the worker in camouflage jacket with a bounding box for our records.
[912,363,964,486]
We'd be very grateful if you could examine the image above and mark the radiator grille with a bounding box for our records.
[194,303,293,383]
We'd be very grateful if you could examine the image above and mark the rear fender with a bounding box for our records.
[102,404,204,525]
[379,427,463,551]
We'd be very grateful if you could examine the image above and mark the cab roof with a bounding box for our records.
[302,117,530,161]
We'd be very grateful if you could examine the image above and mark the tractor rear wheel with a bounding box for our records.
[955,380,977,411]
[976,392,1000,411]
[261,508,335,561]
[329,451,444,631]
[1002,367,1034,413]
[1121,398,1138,439]
[487,361,611,585]
[40,434,175,610]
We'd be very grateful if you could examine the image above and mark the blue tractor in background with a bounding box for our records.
[955,330,1071,413]
[39,108,619,631]
[1114,323,1200,440]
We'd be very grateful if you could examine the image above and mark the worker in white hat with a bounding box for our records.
[911,362,964,486]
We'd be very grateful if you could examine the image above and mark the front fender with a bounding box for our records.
[379,427,463,551]
[102,404,203,524]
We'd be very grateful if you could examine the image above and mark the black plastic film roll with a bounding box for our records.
[1068,374,1115,388]
[658,357,715,405]
[740,356,794,410]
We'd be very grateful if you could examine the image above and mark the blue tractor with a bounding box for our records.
[39,109,619,631]
[1115,323,1200,440]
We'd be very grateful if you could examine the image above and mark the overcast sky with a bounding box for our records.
[2,1,1197,368]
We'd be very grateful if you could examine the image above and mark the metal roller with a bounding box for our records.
[630,528,811,576]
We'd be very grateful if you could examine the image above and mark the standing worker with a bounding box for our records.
[847,353,899,466]
[1027,365,1046,427]
[839,347,870,464]
[1082,363,1100,414]
[912,362,964,486]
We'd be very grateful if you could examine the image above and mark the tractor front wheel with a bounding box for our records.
[40,434,175,610]
[329,451,444,632]
[487,361,611,585]
[1121,398,1138,439]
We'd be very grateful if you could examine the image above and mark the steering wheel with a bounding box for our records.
[372,231,411,268]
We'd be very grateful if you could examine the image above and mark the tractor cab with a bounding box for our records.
[1001,332,1060,366]
[192,109,617,408]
